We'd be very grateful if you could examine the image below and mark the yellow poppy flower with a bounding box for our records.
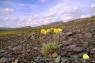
[54,29,59,33]
[83,54,89,60]
[46,29,51,33]
[41,29,47,34]
[57,28,62,32]
[54,28,62,33]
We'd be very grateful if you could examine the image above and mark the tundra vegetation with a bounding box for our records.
[0,16,95,63]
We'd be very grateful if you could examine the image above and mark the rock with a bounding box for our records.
[61,57,69,63]
[68,38,73,42]
[67,45,76,50]
[54,56,61,63]
[13,59,18,63]
[90,59,95,63]
[31,61,36,63]
[0,49,5,53]
[60,51,67,56]
[70,55,82,63]
[84,33,92,38]
[62,41,72,45]
[76,34,83,38]
[83,42,88,46]
[72,47,84,52]
[90,49,95,54]
[65,32,73,36]
[0,57,12,63]
[0,50,6,58]
[52,52,58,58]
[35,56,43,63]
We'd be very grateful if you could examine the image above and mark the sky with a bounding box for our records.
[0,0,95,27]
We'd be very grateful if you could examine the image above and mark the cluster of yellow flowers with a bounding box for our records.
[54,28,62,33]
[40,29,50,34]
[40,28,62,34]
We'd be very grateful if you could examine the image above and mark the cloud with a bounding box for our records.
[15,15,38,27]
[90,3,95,11]
[16,1,83,27]
[0,16,16,27]
[0,8,15,15]
[15,14,57,27]
[0,0,94,27]
[80,15,91,18]
[42,3,82,21]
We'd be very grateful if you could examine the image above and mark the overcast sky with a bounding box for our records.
[0,0,95,27]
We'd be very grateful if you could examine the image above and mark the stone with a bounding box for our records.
[67,45,76,50]
[54,56,61,63]
[77,34,83,38]
[90,49,95,54]
[52,52,58,58]
[68,38,73,42]
[82,42,88,48]
[65,32,73,36]
[13,59,18,63]
[0,50,6,58]
[84,33,92,38]
[0,57,12,63]
[90,59,95,63]
[61,57,69,63]
[72,47,84,52]
[62,41,71,45]
[70,55,81,63]
[31,61,36,63]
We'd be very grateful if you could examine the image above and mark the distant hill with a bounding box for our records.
[0,16,95,34]
[36,16,95,31]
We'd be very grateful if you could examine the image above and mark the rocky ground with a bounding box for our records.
[0,22,95,63]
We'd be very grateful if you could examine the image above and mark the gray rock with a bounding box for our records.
[67,45,76,50]
[84,33,92,38]
[77,34,83,38]
[61,57,69,63]
[65,32,73,36]
[54,56,61,63]
[0,57,12,63]
[31,61,36,63]
[82,42,88,48]
[62,41,72,45]
[72,47,84,52]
